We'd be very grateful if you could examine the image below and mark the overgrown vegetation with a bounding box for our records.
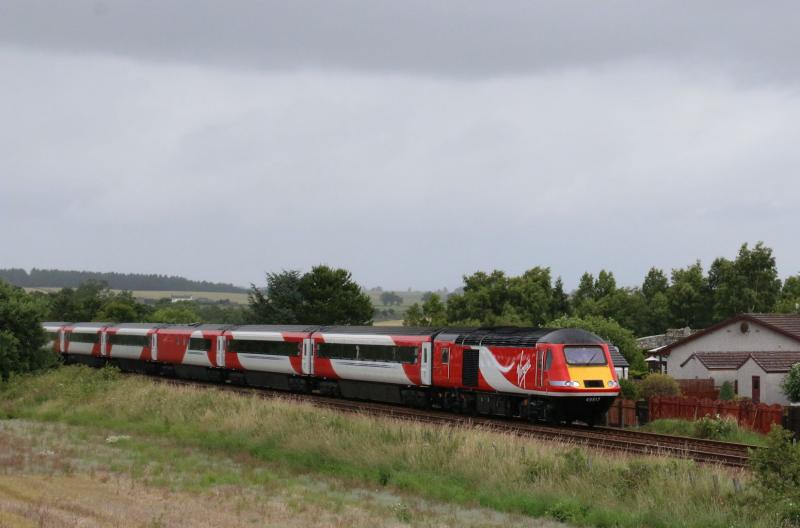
[782,364,800,403]
[0,366,790,528]
[639,418,767,446]
[638,373,681,400]
[750,426,800,526]
[619,378,639,400]
[719,381,736,401]
[0,280,55,380]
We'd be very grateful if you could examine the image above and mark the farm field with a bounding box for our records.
[0,367,778,528]
[25,287,250,305]
[26,287,432,311]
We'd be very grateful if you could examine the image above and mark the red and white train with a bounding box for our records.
[42,322,620,423]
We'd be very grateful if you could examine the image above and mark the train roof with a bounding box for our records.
[108,323,166,330]
[316,326,441,337]
[42,321,70,328]
[447,327,606,347]
[69,322,111,332]
[233,324,319,333]
[156,324,233,332]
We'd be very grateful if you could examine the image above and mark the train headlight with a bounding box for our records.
[565,381,580,388]
[608,380,619,388]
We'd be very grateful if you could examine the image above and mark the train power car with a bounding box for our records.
[44,322,620,424]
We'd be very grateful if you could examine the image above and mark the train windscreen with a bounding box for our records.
[564,346,607,366]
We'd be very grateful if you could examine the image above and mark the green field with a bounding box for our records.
[0,366,783,528]
[26,287,250,305]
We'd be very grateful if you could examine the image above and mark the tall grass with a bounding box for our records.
[638,418,768,447]
[0,367,782,527]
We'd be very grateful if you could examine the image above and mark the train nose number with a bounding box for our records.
[585,397,601,402]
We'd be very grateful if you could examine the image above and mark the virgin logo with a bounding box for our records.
[516,351,532,388]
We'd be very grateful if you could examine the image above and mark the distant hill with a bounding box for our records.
[0,268,247,293]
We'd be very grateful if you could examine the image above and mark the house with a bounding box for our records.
[608,345,629,380]
[638,327,696,373]
[659,313,800,405]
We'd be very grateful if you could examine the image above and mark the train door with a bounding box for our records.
[58,330,66,354]
[537,348,546,390]
[421,342,432,386]
[302,339,314,375]
[216,336,226,368]
[151,333,158,361]
[100,332,108,357]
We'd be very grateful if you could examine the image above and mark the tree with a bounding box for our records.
[546,314,647,374]
[667,262,712,328]
[708,242,781,319]
[550,277,570,318]
[638,373,681,399]
[403,294,447,327]
[718,381,736,401]
[151,304,201,324]
[0,280,53,380]
[297,266,373,325]
[777,275,800,314]
[446,268,556,326]
[249,267,372,325]
[782,364,800,403]
[248,270,303,324]
[642,267,669,301]
[380,291,403,306]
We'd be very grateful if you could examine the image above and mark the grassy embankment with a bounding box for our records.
[637,418,768,447]
[0,367,781,528]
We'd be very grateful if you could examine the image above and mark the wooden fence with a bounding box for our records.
[606,398,638,427]
[649,396,783,434]
[676,378,719,400]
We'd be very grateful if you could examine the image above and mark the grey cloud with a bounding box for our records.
[2,46,800,290]
[1,1,799,79]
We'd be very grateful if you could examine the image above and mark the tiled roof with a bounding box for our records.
[682,351,752,370]
[749,351,800,373]
[659,313,800,355]
[609,346,629,368]
[748,314,800,341]
[682,350,800,373]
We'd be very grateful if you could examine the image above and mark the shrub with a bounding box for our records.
[693,415,737,440]
[619,378,639,400]
[750,425,800,525]
[638,373,680,400]
[719,381,736,401]
[782,364,800,403]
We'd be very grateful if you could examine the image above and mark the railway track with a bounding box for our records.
[149,376,755,468]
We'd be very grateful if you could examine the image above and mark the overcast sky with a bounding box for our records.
[2,1,799,291]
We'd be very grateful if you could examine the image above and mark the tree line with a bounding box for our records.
[2,241,799,380]
[405,242,798,336]
[0,268,247,293]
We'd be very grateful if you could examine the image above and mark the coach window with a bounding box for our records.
[189,338,213,351]
[316,343,358,360]
[441,348,450,365]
